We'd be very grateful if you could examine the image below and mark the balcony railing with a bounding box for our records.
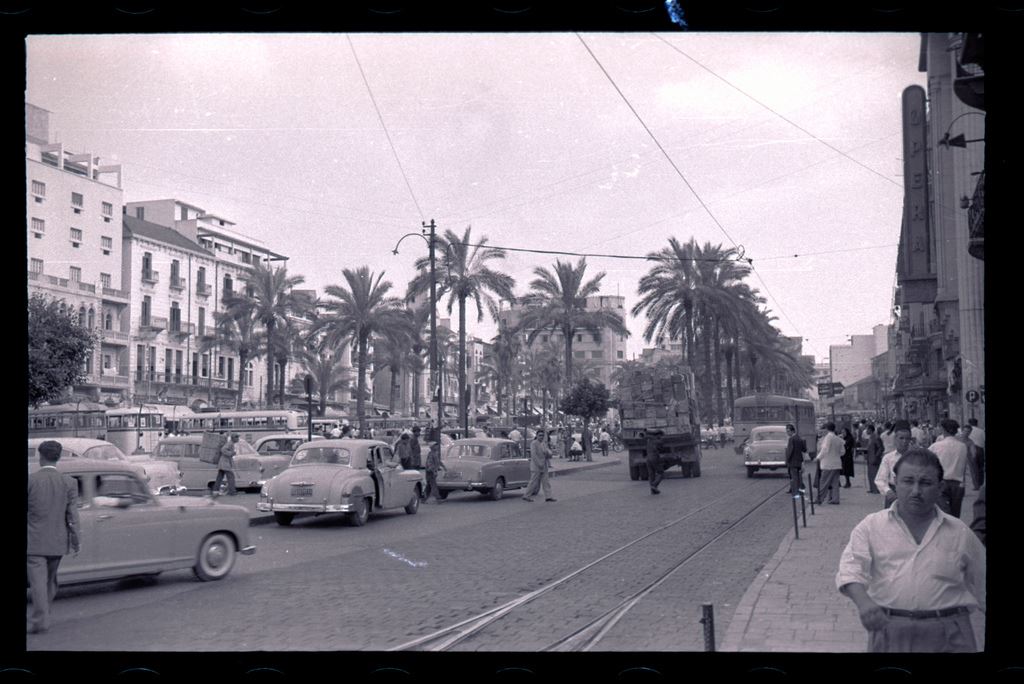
[169,322,195,337]
[102,286,130,301]
[99,372,131,388]
[196,282,212,297]
[139,316,167,332]
[169,275,186,290]
[135,371,238,390]
[141,270,159,285]
[100,328,130,344]
[77,281,96,293]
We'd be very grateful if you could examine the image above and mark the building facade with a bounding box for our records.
[27,103,130,404]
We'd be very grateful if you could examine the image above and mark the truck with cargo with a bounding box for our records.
[618,367,702,479]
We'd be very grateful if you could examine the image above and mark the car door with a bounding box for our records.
[55,473,100,584]
[508,442,530,485]
[374,446,402,509]
[91,471,190,576]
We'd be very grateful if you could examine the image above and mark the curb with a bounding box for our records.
[246,458,624,526]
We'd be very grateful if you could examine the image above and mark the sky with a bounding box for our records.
[26,32,928,364]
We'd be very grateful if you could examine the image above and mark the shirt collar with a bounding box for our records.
[39,464,58,470]
[887,500,953,527]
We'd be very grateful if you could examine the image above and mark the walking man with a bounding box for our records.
[645,429,665,495]
[214,433,239,496]
[599,426,611,458]
[813,422,844,504]
[784,424,807,494]
[423,438,447,503]
[874,420,913,509]
[394,432,413,470]
[837,448,985,652]
[966,418,985,489]
[864,424,884,494]
[523,429,555,502]
[930,418,969,518]
[27,440,80,634]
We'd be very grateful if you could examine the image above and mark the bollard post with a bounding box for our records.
[807,473,815,515]
[700,603,716,652]
[791,492,800,539]
[800,488,807,527]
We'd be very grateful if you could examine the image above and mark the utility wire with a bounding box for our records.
[347,35,425,220]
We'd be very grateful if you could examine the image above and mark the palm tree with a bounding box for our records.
[517,257,629,395]
[211,306,262,410]
[225,261,307,410]
[489,324,521,418]
[524,341,563,427]
[291,343,353,417]
[317,267,409,434]
[371,308,417,415]
[632,237,705,368]
[407,226,516,433]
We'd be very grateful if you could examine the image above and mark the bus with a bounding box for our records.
[204,410,309,444]
[733,394,818,454]
[104,406,166,455]
[28,403,107,441]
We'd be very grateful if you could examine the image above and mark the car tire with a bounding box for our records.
[747,466,756,478]
[693,461,701,477]
[488,477,505,501]
[405,490,420,514]
[638,462,649,481]
[348,497,370,526]
[274,512,295,526]
[193,532,237,581]
[681,462,692,478]
[436,489,449,500]
[629,464,640,481]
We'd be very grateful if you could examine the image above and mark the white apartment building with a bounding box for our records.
[26,103,130,403]
[496,295,628,390]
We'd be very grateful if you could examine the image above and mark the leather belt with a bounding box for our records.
[883,606,969,620]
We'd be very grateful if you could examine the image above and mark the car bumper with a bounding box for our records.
[438,479,487,491]
[745,460,786,468]
[240,545,257,556]
[256,501,354,513]
[155,484,189,496]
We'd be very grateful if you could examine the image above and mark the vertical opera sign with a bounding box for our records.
[901,86,932,285]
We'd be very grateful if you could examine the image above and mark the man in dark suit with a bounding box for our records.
[864,424,885,494]
[785,424,807,494]
[27,440,80,634]
[645,430,665,495]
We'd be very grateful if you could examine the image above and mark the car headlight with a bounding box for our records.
[259,481,270,496]
[744,448,752,458]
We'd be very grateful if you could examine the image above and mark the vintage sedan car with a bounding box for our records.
[153,435,265,493]
[743,425,790,477]
[252,433,324,480]
[258,439,425,527]
[27,437,186,496]
[28,458,254,584]
[436,438,531,500]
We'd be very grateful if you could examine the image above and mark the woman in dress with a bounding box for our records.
[840,426,856,488]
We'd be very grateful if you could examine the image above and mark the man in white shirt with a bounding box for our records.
[910,420,926,446]
[837,448,985,652]
[874,420,913,509]
[329,424,342,439]
[813,422,845,504]
[929,418,969,518]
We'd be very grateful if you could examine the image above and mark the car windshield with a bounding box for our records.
[448,444,487,459]
[82,445,128,461]
[292,447,351,466]
[156,443,198,457]
[753,431,788,442]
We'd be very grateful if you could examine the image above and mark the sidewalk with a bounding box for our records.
[721,466,984,652]
[232,450,623,526]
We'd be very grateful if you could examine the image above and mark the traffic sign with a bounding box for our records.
[817,382,834,398]
[831,382,845,395]
[965,389,980,404]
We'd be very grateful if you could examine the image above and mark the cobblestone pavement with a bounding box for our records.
[720,464,985,653]
[27,450,807,652]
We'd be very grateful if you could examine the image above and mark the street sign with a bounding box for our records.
[817,382,834,398]
[831,382,845,395]
[965,389,980,404]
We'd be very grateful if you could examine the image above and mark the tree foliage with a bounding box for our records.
[28,293,96,407]
[559,378,610,422]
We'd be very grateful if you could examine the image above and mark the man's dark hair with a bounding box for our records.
[911,420,919,427]
[38,440,62,461]
[940,418,959,435]
[825,422,836,432]
[892,419,911,433]
[785,424,795,432]
[894,447,944,481]
[865,424,876,434]
[968,417,979,427]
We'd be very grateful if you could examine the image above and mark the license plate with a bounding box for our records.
[291,485,313,497]
[445,471,460,480]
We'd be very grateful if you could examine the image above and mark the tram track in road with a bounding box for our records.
[390,479,792,652]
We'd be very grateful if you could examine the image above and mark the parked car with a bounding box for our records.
[252,433,324,480]
[257,439,425,527]
[28,458,254,584]
[153,435,265,493]
[743,425,790,477]
[436,438,531,500]
[27,437,186,496]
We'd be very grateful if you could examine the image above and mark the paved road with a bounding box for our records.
[29,450,800,652]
